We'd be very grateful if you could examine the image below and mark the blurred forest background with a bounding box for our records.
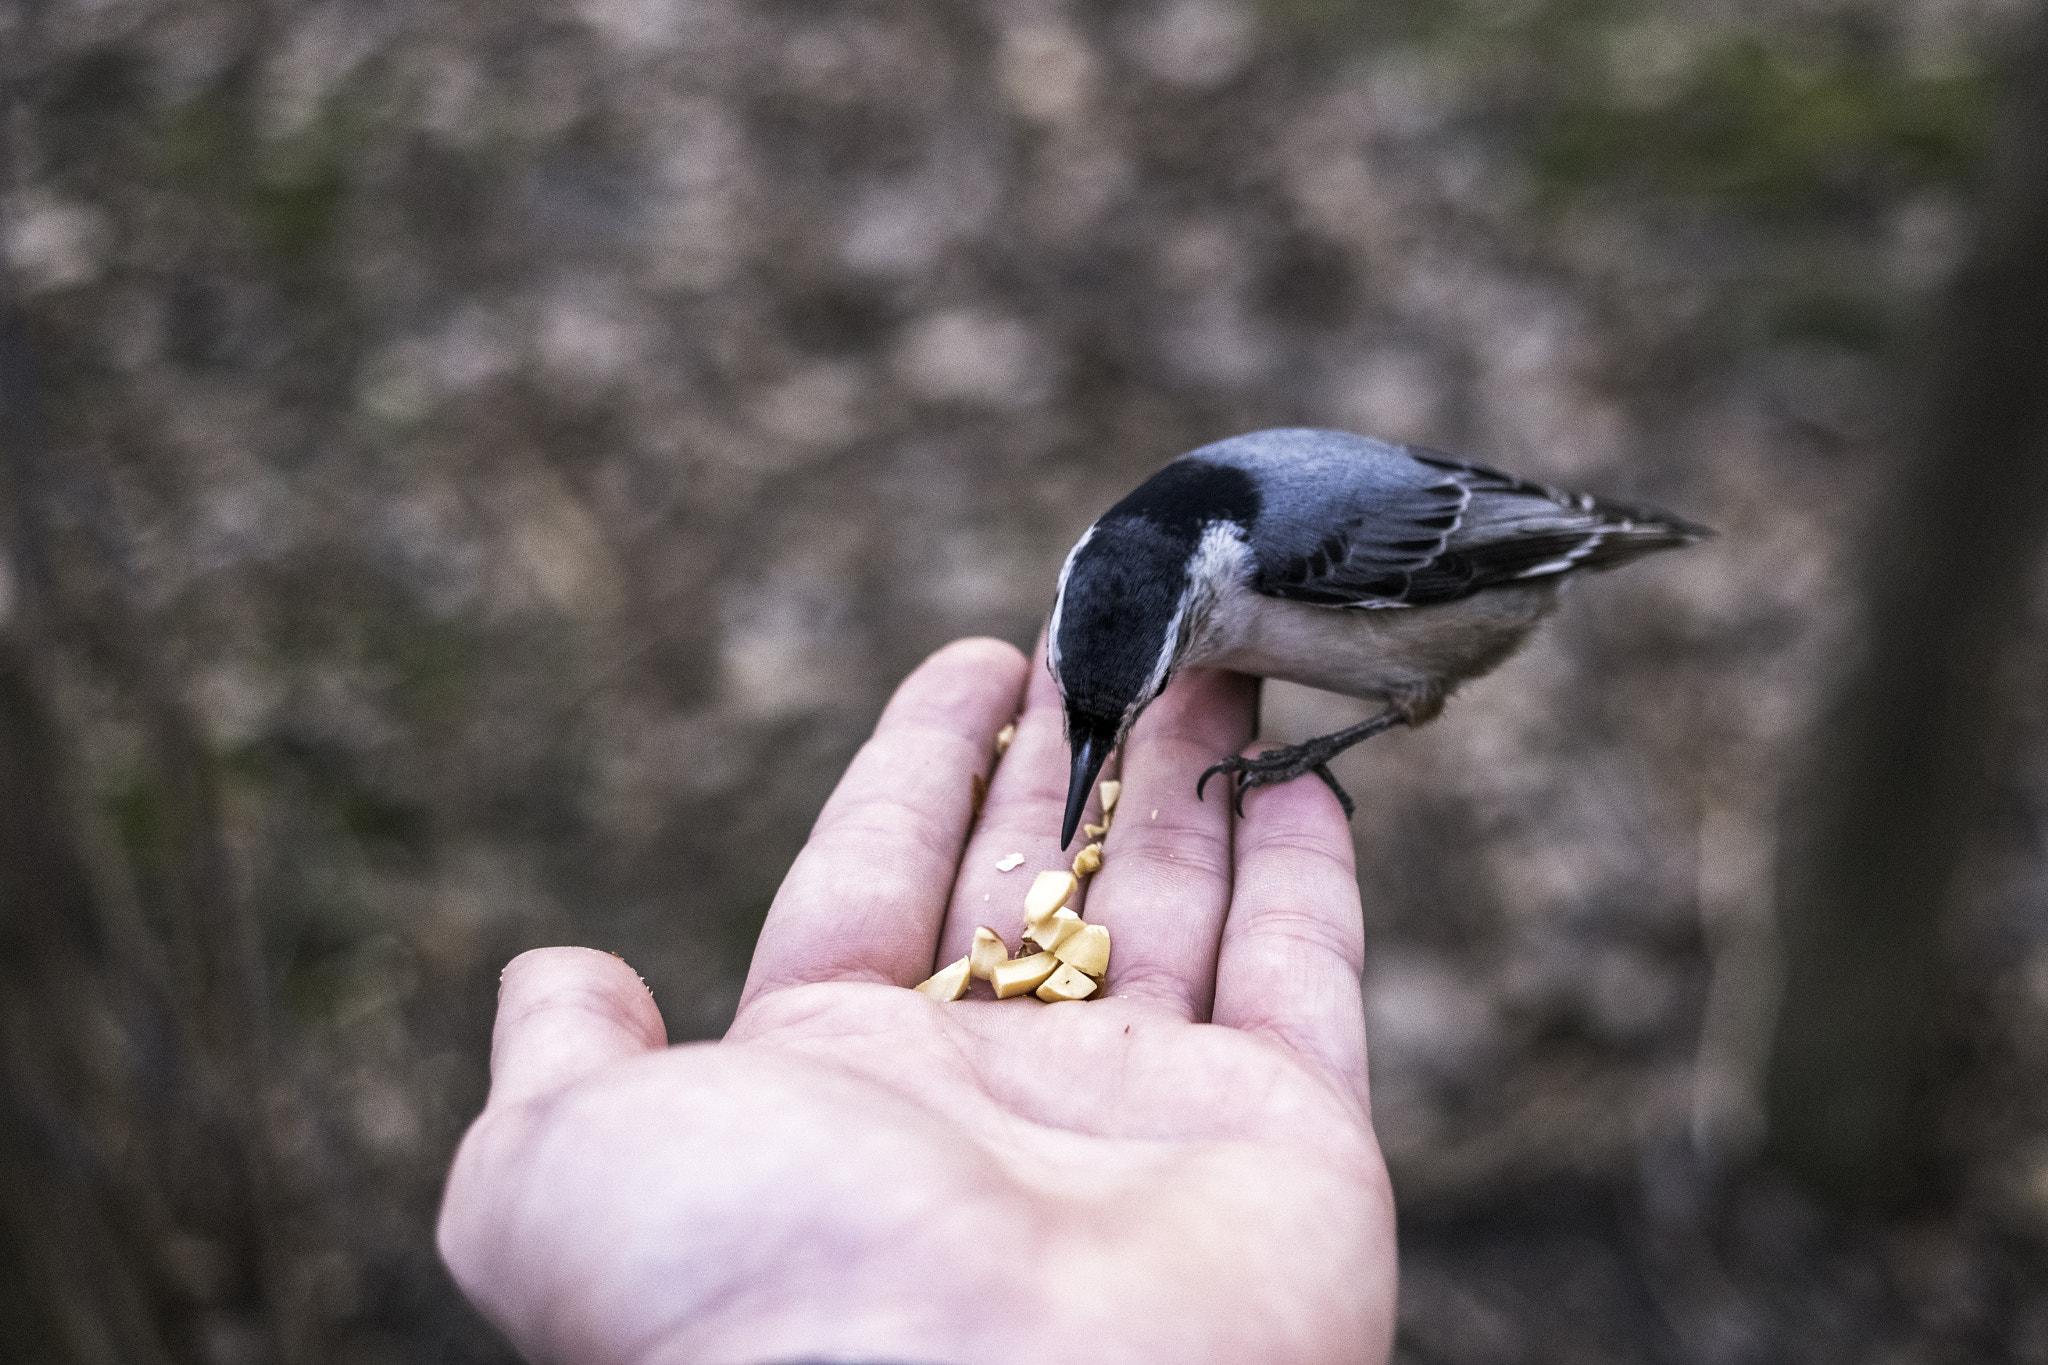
[4,0,2048,1359]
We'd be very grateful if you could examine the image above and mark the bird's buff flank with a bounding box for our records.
[1046,428,1709,848]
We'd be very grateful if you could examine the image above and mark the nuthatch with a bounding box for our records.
[1048,428,1708,847]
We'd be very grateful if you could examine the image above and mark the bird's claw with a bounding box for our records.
[1196,747,1358,819]
[1195,759,1247,814]
[1312,763,1358,818]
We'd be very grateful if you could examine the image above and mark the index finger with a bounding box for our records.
[738,638,1028,1007]
[936,631,1110,965]
[1073,666,1257,1018]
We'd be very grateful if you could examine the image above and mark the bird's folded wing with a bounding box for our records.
[1245,442,1705,609]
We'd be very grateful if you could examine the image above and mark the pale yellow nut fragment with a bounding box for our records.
[1083,822,1108,839]
[1054,923,1110,978]
[995,722,1016,756]
[1099,780,1121,813]
[1072,842,1103,878]
[969,926,1007,980]
[914,956,972,1002]
[1036,962,1098,1003]
[1023,870,1077,926]
[996,852,1025,872]
[991,951,1059,999]
[1025,907,1082,953]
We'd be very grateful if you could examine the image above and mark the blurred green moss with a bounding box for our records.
[1533,36,1993,215]
[109,778,172,883]
[1768,284,1894,348]
[1258,0,1634,52]
[360,611,483,734]
[1256,2,1991,220]
[251,158,350,264]
[158,72,376,268]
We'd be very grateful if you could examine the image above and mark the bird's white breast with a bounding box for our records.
[1179,526,1559,706]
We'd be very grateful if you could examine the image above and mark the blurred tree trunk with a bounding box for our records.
[0,301,175,1362]
[0,637,181,1365]
[1763,10,2048,1205]
[0,298,317,1360]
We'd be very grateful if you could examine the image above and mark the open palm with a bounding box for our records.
[439,639,1396,1365]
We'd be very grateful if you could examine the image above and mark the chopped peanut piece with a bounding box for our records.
[1023,870,1077,925]
[1083,822,1108,839]
[1036,963,1098,1003]
[996,852,1025,872]
[995,722,1016,755]
[991,951,1059,999]
[1072,842,1103,878]
[1026,907,1082,953]
[1099,780,1121,813]
[969,927,1007,980]
[1054,924,1110,978]
[914,956,972,1002]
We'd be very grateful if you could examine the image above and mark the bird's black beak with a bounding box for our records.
[1062,726,1113,850]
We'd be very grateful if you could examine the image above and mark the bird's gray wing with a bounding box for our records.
[1189,429,1705,608]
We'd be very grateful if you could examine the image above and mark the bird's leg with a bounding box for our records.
[1197,708,1410,818]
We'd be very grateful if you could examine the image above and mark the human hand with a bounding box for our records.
[438,638,1396,1364]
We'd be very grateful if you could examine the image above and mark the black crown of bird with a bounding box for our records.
[1047,428,1712,848]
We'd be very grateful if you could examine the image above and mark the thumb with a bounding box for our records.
[486,946,668,1109]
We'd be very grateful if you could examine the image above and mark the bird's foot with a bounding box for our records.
[1197,746,1357,818]
[1196,708,1411,819]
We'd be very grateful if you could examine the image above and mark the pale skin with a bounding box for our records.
[438,637,1398,1365]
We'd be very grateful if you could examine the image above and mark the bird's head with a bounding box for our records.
[1047,517,1211,848]
[1047,458,1261,847]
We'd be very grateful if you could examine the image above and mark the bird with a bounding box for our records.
[1047,428,1710,848]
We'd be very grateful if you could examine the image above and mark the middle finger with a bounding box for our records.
[1078,666,1255,1018]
